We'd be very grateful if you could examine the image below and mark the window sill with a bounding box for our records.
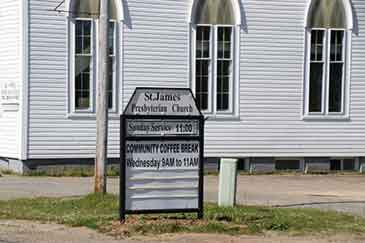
[67,112,120,120]
[302,115,350,121]
[204,114,241,121]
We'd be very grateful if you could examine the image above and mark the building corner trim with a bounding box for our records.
[20,0,29,160]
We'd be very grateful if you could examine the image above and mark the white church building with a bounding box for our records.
[1,0,365,173]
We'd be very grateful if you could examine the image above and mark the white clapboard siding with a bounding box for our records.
[27,0,122,158]
[0,0,21,159]
[203,0,365,157]
[27,0,365,159]
[122,0,190,100]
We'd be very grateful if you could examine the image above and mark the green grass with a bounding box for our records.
[0,169,17,175]
[0,194,118,229]
[0,194,365,237]
[25,166,120,177]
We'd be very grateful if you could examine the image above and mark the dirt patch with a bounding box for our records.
[1,220,365,243]
[153,233,365,243]
[137,233,365,243]
[105,216,249,238]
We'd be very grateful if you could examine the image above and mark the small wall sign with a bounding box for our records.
[120,87,204,221]
[0,81,20,112]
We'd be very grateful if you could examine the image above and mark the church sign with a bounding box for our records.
[120,88,204,221]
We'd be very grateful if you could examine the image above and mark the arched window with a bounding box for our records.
[304,0,352,117]
[307,0,348,29]
[191,0,240,116]
[194,0,235,25]
[69,0,121,113]
[70,0,118,19]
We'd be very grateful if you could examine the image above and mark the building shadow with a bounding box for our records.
[122,0,132,29]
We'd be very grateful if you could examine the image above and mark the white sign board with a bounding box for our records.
[120,88,204,221]
[124,88,201,116]
[126,119,200,137]
[125,140,200,211]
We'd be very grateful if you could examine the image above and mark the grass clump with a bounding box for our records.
[0,194,118,229]
[0,169,16,175]
[1,194,365,237]
[204,204,365,234]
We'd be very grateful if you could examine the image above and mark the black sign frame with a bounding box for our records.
[120,88,204,222]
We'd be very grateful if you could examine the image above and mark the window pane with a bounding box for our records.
[195,26,211,111]
[330,30,344,61]
[195,60,209,110]
[83,21,91,35]
[216,27,232,112]
[107,22,116,109]
[76,21,82,36]
[309,63,323,112]
[217,76,229,111]
[217,93,229,111]
[75,56,91,109]
[82,37,91,54]
[108,22,115,55]
[199,94,208,110]
[218,27,232,59]
[217,60,231,111]
[218,77,229,93]
[75,20,91,54]
[75,37,83,54]
[196,60,209,79]
[108,57,114,109]
[310,30,324,61]
[196,26,211,58]
[329,63,343,112]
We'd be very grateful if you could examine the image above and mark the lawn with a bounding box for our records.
[0,194,364,237]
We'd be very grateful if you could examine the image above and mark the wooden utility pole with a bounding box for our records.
[95,0,110,193]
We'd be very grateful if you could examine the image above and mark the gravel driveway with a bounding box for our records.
[1,174,365,216]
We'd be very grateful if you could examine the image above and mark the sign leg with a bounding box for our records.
[120,209,126,223]
[198,210,203,219]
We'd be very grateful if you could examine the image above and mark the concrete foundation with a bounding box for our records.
[2,156,363,175]
[359,158,365,173]
[249,157,275,173]
[305,158,330,173]
[0,158,8,169]
[0,158,30,174]
[205,157,220,173]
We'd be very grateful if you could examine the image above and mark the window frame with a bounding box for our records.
[193,24,213,114]
[303,27,351,120]
[69,18,119,115]
[70,17,95,114]
[307,27,327,115]
[191,24,239,118]
[215,24,234,114]
[102,20,118,113]
[327,28,346,115]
